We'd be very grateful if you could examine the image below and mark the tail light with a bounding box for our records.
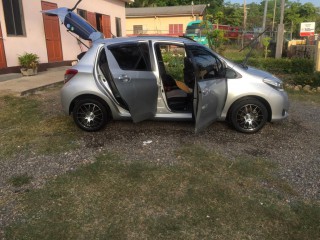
[64,69,78,83]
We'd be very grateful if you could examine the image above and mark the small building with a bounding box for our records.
[0,0,132,74]
[126,4,207,37]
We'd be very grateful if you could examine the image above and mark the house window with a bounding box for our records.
[133,25,143,35]
[2,0,26,36]
[77,9,87,19]
[169,24,183,35]
[115,17,122,37]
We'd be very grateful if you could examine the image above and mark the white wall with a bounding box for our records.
[0,0,127,67]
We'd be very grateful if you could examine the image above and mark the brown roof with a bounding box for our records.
[126,4,207,17]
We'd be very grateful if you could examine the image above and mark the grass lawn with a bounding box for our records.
[5,147,320,239]
[1,85,319,239]
[0,94,80,160]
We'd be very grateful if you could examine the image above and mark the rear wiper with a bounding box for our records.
[239,28,269,69]
[69,0,82,12]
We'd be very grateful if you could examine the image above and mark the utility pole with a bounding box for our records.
[262,0,268,33]
[271,0,277,38]
[241,0,247,48]
[261,0,268,45]
[275,0,285,58]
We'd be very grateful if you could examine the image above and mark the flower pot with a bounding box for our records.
[20,68,38,76]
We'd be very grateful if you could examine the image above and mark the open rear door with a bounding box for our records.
[104,42,158,122]
[186,44,227,133]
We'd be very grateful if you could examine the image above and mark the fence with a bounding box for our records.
[287,40,320,71]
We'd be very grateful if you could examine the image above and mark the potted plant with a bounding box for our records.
[18,52,40,76]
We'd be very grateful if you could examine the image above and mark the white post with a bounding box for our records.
[316,41,320,72]
[275,0,285,59]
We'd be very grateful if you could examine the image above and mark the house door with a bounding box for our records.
[87,11,97,29]
[0,22,7,69]
[41,1,63,62]
[101,15,111,38]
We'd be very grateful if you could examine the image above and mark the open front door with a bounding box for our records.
[104,42,158,122]
[186,45,227,133]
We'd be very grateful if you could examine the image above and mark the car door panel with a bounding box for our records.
[104,44,158,123]
[194,78,227,133]
[186,44,228,133]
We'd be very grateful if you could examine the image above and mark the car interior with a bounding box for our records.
[155,44,194,112]
[98,43,197,113]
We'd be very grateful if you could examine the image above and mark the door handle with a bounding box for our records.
[118,74,131,83]
[201,87,210,96]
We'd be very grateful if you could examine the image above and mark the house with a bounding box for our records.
[126,4,207,36]
[0,0,133,74]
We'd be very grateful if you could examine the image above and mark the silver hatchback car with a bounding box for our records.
[45,8,289,133]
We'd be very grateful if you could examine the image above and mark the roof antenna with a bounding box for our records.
[70,0,82,12]
[239,28,269,69]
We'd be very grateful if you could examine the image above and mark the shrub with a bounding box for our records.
[289,72,320,87]
[230,58,314,75]
[18,52,39,70]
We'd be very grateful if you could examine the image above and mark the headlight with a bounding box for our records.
[263,78,284,91]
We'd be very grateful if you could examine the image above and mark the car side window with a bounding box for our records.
[189,47,225,79]
[108,43,151,71]
[226,67,240,79]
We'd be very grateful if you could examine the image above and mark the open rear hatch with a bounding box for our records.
[42,7,104,42]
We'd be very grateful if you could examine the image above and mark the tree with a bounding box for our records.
[262,37,271,58]
[284,2,302,39]
[284,2,318,39]
[222,3,242,26]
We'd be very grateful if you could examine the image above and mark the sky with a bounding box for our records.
[225,0,320,7]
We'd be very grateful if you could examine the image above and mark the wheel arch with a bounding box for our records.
[69,94,113,120]
[226,95,272,122]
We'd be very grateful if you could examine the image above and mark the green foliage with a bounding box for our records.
[162,51,184,80]
[127,0,223,11]
[231,58,314,75]
[286,72,320,87]
[18,52,39,70]
[127,0,318,37]
[228,54,318,87]
[262,37,271,59]
[201,15,227,52]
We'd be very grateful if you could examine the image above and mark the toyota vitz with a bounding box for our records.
[44,7,289,133]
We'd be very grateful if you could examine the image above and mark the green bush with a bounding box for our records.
[18,52,39,69]
[230,58,314,75]
[225,52,318,87]
[162,52,184,81]
[286,72,320,87]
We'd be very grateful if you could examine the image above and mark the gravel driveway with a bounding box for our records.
[0,89,319,233]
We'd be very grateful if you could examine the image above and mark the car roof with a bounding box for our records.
[94,36,197,45]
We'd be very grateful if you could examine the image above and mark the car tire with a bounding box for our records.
[229,98,268,133]
[73,99,108,132]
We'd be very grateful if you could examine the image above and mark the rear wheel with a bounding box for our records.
[73,99,108,132]
[229,98,268,133]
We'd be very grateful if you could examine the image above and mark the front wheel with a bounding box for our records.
[229,98,268,133]
[73,99,108,132]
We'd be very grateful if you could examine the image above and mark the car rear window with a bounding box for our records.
[108,43,151,71]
